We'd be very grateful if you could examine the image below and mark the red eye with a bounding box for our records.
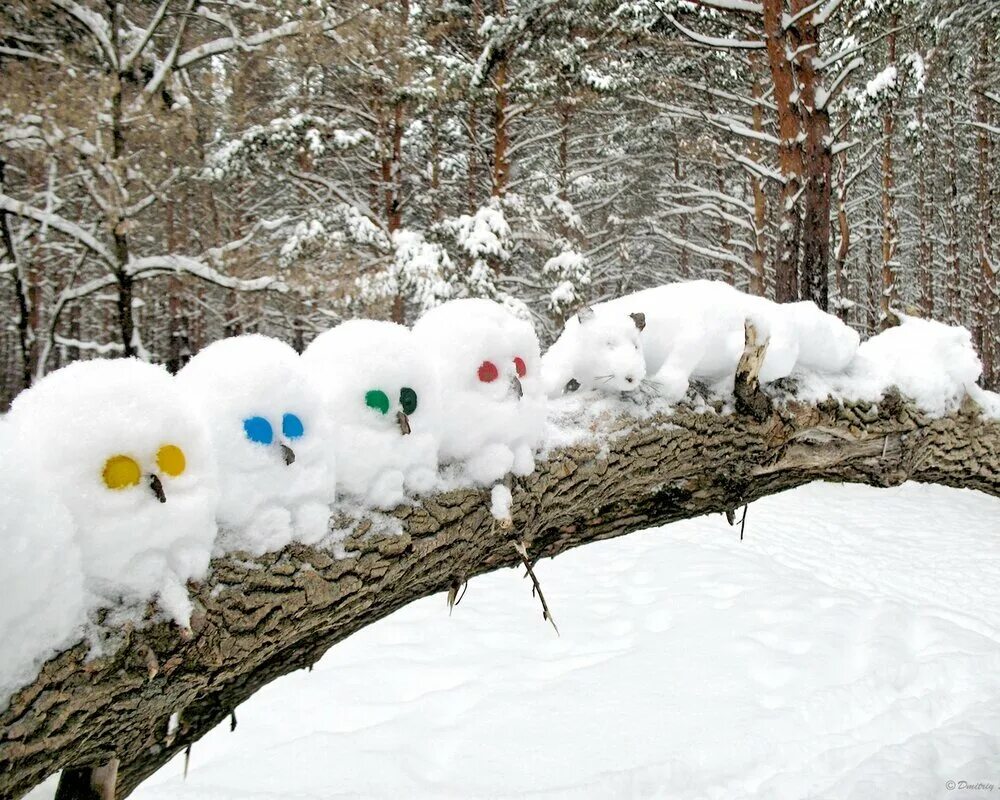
[478,360,499,383]
[513,356,527,378]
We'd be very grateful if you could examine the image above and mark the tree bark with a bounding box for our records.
[791,1,831,311]
[763,0,802,303]
[1,387,998,799]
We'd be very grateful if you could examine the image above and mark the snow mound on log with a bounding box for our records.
[303,320,439,509]
[6,358,218,626]
[0,421,86,705]
[797,316,990,416]
[412,298,545,485]
[177,335,335,554]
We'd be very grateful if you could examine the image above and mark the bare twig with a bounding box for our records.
[513,541,559,636]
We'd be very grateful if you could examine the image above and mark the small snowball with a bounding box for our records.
[413,299,546,485]
[303,320,439,510]
[6,358,218,626]
[0,422,86,704]
[490,484,513,523]
[176,335,335,554]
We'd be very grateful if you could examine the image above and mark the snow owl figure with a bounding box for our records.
[177,335,335,553]
[0,421,86,702]
[6,358,219,625]
[412,298,546,486]
[303,320,440,510]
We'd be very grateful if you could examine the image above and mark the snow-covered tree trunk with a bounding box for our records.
[2,382,998,800]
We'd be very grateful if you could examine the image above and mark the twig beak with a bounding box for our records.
[148,473,166,503]
[396,411,411,435]
[280,443,296,466]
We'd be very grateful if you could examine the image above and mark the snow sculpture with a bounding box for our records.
[412,298,545,485]
[177,334,335,553]
[542,281,856,401]
[303,320,439,509]
[6,358,218,624]
[0,421,86,701]
[541,306,647,397]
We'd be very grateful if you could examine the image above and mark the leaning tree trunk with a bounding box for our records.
[1,373,998,799]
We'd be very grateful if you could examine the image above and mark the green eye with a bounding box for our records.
[365,389,390,415]
[399,387,418,415]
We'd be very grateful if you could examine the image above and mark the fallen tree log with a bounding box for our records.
[1,386,998,799]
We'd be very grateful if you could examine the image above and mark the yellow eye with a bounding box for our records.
[157,444,186,477]
[103,455,141,490]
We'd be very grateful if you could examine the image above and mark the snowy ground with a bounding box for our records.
[30,482,1000,800]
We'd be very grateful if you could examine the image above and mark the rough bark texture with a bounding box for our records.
[2,389,999,800]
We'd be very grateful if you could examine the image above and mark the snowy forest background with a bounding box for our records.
[1,0,998,410]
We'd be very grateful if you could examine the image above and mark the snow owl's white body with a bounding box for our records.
[0,421,86,701]
[177,335,335,553]
[303,320,439,510]
[6,358,219,624]
[413,299,546,485]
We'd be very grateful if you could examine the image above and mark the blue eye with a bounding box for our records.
[243,416,273,445]
[282,413,304,439]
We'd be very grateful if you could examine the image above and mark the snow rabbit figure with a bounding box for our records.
[177,334,335,554]
[6,358,219,625]
[303,320,440,510]
[413,298,546,486]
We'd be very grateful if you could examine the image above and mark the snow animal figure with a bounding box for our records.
[303,320,440,509]
[542,281,800,402]
[6,359,218,625]
[412,298,546,485]
[541,306,647,397]
[177,334,335,553]
[0,421,86,701]
[782,300,860,373]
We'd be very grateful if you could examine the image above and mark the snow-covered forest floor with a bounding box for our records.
[25,482,998,800]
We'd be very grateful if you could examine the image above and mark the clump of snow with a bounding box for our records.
[797,316,986,416]
[303,320,440,510]
[6,358,219,626]
[177,335,335,554]
[357,230,454,317]
[0,421,86,705]
[782,300,860,373]
[489,484,513,523]
[412,298,546,486]
[446,199,511,261]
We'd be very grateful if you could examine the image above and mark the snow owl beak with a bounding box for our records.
[564,378,580,394]
[280,443,296,466]
[396,411,411,436]
[148,473,167,504]
[511,376,523,400]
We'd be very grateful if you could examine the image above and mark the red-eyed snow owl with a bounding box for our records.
[412,299,545,485]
